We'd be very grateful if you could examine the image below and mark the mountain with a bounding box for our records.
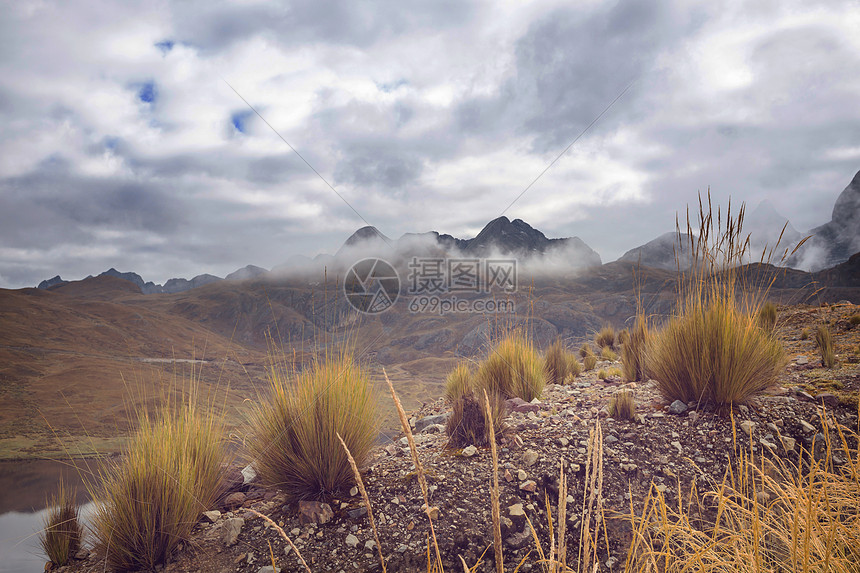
[745,200,801,257]
[617,232,693,271]
[37,275,68,290]
[100,268,163,294]
[225,265,269,281]
[788,169,860,271]
[163,273,222,293]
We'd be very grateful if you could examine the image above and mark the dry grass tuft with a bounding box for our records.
[566,355,583,380]
[40,478,82,567]
[600,347,618,362]
[476,330,545,402]
[595,326,616,349]
[597,368,608,380]
[608,389,636,421]
[446,391,506,448]
[583,354,597,371]
[90,388,225,570]
[757,301,777,332]
[617,329,630,346]
[445,362,475,403]
[800,328,810,340]
[579,344,591,359]
[622,317,650,382]
[544,339,569,386]
[246,349,377,502]
[850,314,860,326]
[647,196,787,406]
[816,324,837,368]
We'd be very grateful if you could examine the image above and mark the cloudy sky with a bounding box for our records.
[1,0,858,288]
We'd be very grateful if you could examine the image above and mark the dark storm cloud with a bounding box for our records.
[169,0,475,51]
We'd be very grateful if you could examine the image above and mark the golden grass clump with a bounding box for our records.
[757,301,777,332]
[815,324,837,368]
[617,328,630,346]
[444,362,474,403]
[601,347,618,361]
[850,314,860,326]
[800,328,809,340]
[583,353,597,371]
[40,478,82,567]
[475,330,545,402]
[597,368,608,380]
[623,419,860,572]
[647,196,787,406]
[579,343,592,358]
[91,394,225,570]
[446,390,506,448]
[566,355,583,379]
[608,389,635,421]
[622,317,650,382]
[595,326,616,349]
[544,338,569,386]
[246,349,377,502]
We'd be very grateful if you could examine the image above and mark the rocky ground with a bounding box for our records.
[59,302,860,573]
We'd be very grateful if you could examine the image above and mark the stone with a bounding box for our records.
[257,567,280,573]
[668,400,688,415]
[796,355,809,365]
[345,534,359,548]
[365,540,376,551]
[781,436,796,451]
[558,437,569,447]
[670,441,682,454]
[203,510,222,523]
[509,503,525,517]
[506,397,540,413]
[223,517,244,546]
[651,412,665,418]
[522,449,539,466]
[517,469,527,481]
[620,463,638,473]
[421,424,445,434]
[414,413,449,433]
[605,434,618,444]
[799,420,816,433]
[462,445,478,457]
[519,480,538,493]
[347,507,368,519]
[384,444,399,457]
[740,421,756,436]
[298,501,334,525]
[222,492,246,509]
[504,469,514,482]
[241,464,257,485]
[817,393,840,408]
[759,439,778,452]
[350,487,358,497]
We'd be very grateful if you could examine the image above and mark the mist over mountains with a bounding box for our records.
[35,170,860,291]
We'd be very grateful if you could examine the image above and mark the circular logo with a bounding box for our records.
[343,258,400,314]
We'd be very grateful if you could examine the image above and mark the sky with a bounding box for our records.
[1,0,859,289]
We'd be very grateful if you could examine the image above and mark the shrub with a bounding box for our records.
[475,330,545,402]
[600,347,618,361]
[850,314,860,326]
[800,328,809,340]
[566,355,583,379]
[446,391,506,448]
[91,396,225,570]
[444,362,474,403]
[608,389,635,421]
[544,338,568,385]
[617,328,629,346]
[815,325,836,368]
[597,368,607,380]
[646,197,786,407]
[622,317,650,382]
[579,343,591,358]
[40,479,82,567]
[758,301,777,332]
[246,350,377,502]
[595,326,616,349]
[583,353,597,371]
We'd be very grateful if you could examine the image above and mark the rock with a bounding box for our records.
[740,421,756,436]
[298,501,334,525]
[421,424,445,434]
[399,437,409,447]
[504,469,513,482]
[462,445,478,457]
[799,420,816,433]
[668,400,688,415]
[522,449,539,467]
[558,437,569,447]
[509,504,525,517]
[241,464,257,485]
[781,436,796,451]
[384,444,399,457]
[759,439,777,453]
[620,463,638,473]
[347,507,368,519]
[257,567,280,573]
[350,487,358,497]
[203,510,222,523]
[670,441,682,454]
[414,414,449,432]
[365,540,376,550]
[605,435,618,444]
[519,480,538,493]
[517,469,527,481]
[345,534,359,548]
[817,393,840,408]
[506,397,540,413]
[796,355,809,365]
[222,492,246,509]
[650,412,665,418]
[223,517,245,546]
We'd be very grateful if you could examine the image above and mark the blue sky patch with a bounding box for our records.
[155,40,174,54]
[138,81,156,104]
[231,110,253,133]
